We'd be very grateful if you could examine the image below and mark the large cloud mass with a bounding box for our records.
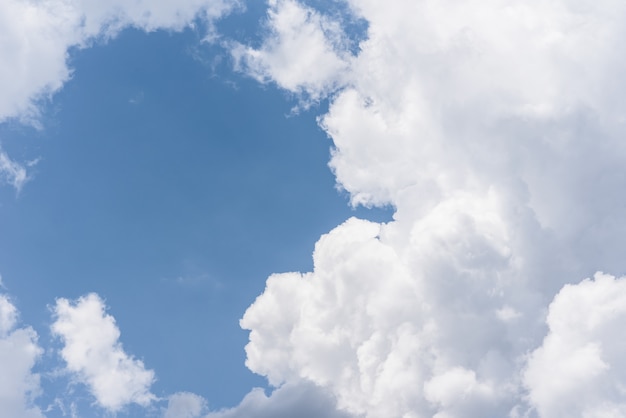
[236,0,626,417]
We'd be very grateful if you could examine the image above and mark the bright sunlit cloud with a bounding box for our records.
[51,294,156,412]
[232,0,626,416]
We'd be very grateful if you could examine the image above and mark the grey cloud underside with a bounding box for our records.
[206,381,355,418]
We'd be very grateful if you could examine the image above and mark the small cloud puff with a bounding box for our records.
[51,293,156,413]
[164,392,207,418]
[230,0,352,105]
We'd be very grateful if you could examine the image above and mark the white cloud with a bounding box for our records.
[235,0,626,417]
[206,381,354,418]
[0,0,240,124]
[0,295,44,418]
[525,273,626,418]
[0,295,17,336]
[51,293,156,413]
[242,214,526,417]
[0,148,29,192]
[231,0,350,103]
[164,392,207,418]
[424,367,497,418]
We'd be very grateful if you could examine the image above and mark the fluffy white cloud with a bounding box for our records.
[231,0,350,102]
[235,0,626,417]
[525,273,626,418]
[243,214,526,417]
[206,381,354,418]
[0,295,44,418]
[0,0,239,124]
[51,293,156,413]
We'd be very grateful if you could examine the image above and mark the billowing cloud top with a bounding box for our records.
[234,0,626,417]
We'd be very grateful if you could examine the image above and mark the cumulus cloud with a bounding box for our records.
[231,0,351,102]
[234,0,626,417]
[525,273,626,418]
[0,295,44,418]
[0,0,239,124]
[242,215,524,417]
[51,293,156,413]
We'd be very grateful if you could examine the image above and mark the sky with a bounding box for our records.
[3,0,626,417]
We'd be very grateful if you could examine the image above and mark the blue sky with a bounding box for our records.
[4,1,626,417]
[0,12,389,416]
[0,3,391,416]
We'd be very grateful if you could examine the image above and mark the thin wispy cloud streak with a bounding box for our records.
[0,149,28,192]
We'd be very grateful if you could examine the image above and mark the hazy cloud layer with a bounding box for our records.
[235,0,626,417]
[51,294,156,412]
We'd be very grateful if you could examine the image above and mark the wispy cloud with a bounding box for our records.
[0,148,28,192]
